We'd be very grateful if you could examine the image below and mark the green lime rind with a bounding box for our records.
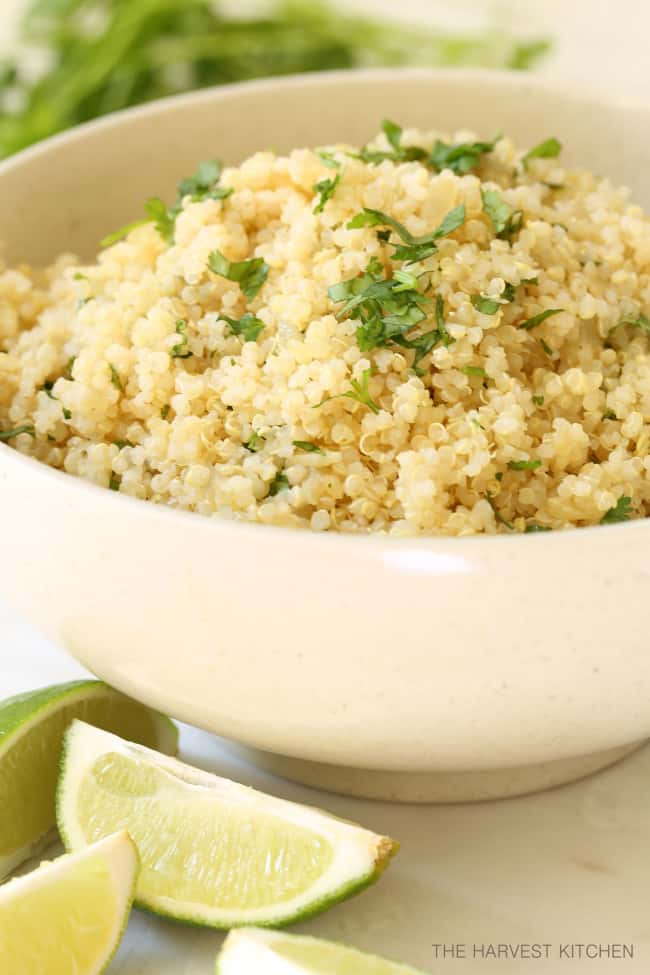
[0,680,177,880]
[57,722,399,930]
[216,928,427,974]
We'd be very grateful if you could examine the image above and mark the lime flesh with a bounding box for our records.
[58,721,398,928]
[217,929,426,974]
[0,831,138,975]
[0,680,177,879]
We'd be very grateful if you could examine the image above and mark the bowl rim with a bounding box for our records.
[1,66,646,550]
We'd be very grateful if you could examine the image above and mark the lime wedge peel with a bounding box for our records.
[0,831,139,975]
[217,928,427,974]
[57,721,399,929]
[0,680,178,881]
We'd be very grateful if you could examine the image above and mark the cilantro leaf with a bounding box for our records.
[481,187,522,240]
[462,365,488,378]
[347,204,465,263]
[601,496,633,525]
[472,294,501,315]
[293,440,325,454]
[612,313,650,337]
[244,431,264,452]
[208,249,269,300]
[508,459,541,471]
[171,319,193,358]
[315,368,380,414]
[522,137,562,170]
[100,217,150,248]
[356,119,428,165]
[220,312,265,342]
[313,172,341,213]
[316,150,341,170]
[519,308,563,331]
[486,491,514,530]
[0,424,35,441]
[268,470,290,496]
[429,134,501,175]
[525,523,552,533]
[109,472,121,491]
[109,364,124,391]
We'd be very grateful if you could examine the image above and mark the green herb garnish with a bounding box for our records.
[429,134,501,175]
[171,319,193,359]
[113,439,134,449]
[486,491,514,530]
[109,472,121,491]
[539,338,554,356]
[0,424,35,441]
[220,312,265,343]
[268,470,290,496]
[519,308,563,331]
[208,249,269,300]
[109,364,124,391]
[525,523,552,533]
[462,365,488,378]
[357,119,428,165]
[160,405,170,420]
[522,137,562,170]
[293,440,325,454]
[347,204,466,263]
[244,431,264,452]
[316,150,341,170]
[611,313,650,338]
[601,496,632,525]
[533,395,545,406]
[508,459,541,471]
[313,172,341,213]
[603,409,617,421]
[65,357,76,380]
[315,368,380,414]
[471,294,501,315]
[481,187,523,241]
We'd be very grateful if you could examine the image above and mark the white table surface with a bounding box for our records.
[3,1,650,972]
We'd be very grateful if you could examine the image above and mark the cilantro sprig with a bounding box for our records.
[208,250,269,300]
[171,319,193,359]
[220,313,265,343]
[522,138,562,170]
[601,496,632,525]
[519,308,563,331]
[315,368,381,414]
[429,134,501,175]
[347,204,466,263]
[481,188,523,242]
[313,172,342,213]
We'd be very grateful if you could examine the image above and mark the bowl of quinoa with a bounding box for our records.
[1,71,650,800]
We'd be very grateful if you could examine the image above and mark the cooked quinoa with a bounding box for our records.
[1,124,650,535]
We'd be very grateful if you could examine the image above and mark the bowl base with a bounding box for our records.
[228,741,646,803]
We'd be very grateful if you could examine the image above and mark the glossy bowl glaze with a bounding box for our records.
[1,70,649,801]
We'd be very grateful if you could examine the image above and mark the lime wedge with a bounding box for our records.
[0,680,177,880]
[0,831,138,974]
[217,928,426,974]
[57,721,398,929]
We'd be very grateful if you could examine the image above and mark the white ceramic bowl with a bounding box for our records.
[2,70,649,802]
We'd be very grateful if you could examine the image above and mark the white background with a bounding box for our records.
[2,1,650,972]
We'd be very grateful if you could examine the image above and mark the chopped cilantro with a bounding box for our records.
[495,471,503,482]
[603,409,618,421]
[533,394,545,406]
[347,204,465,263]
[244,431,264,452]
[160,405,170,420]
[100,216,150,248]
[429,134,501,175]
[293,440,325,454]
[109,364,124,391]
[486,491,514,530]
[171,319,193,358]
[113,439,134,449]
[462,365,488,379]
[356,119,427,165]
[208,249,269,300]
[519,308,563,331]
[177,159,232,203]
[43,380,73,420]
[508,459,541,471]
[316,368,380,414]
[268,470,290,496]
[220,312,265,343]
[109,472,121,491]
[525,523,552,533]
[612,313,650,337]
[472,294,501,315]
[313,172,341,213]
[72,272,88,281]
[316,150,341,170]
[601,496,632,525]
[522,276,540,286]
[0,424,35,441]
[481,187,523,241]
[539,338,554,357]
[522,137,562,170]
[65,356,76,380]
